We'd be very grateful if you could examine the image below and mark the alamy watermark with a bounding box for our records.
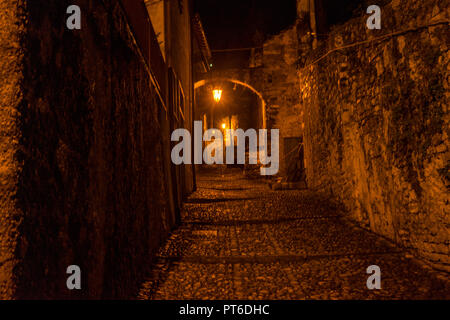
[366,265,381,289]
[66,5,81,30]
[367,5,381,30]
[66,265,81,290]
[171,121,279,176]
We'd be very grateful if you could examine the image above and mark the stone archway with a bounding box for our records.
[194,78,267,129]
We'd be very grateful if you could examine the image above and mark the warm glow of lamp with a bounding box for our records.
[213,89,222,103]
[221,123,226,129]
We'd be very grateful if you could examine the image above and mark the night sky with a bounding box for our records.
[194,0,297,50]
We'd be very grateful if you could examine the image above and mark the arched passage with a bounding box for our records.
[194,78,266,129]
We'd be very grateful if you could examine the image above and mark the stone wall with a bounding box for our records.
[0,0,173,298]
[263,26,304,178]
[0,0,25,299]
[299,0,449,271]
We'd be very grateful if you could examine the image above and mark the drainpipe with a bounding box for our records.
[190,1,197,192]
[309,0,318,49]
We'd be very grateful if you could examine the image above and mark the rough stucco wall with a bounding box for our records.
[167,0,194,197]
[263,26,303,177]
[300,0,449,271]
[0,0,25,299]
[1,0,172,299]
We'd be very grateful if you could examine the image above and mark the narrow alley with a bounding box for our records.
[1,0,449,303]
[138,167,449,300]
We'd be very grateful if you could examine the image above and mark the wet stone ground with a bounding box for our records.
[138,168,449,300]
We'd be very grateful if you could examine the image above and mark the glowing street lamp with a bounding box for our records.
[221,123,226,129]
[213,89,222,103]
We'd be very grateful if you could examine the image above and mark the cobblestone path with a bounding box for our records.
[138,168,449,300]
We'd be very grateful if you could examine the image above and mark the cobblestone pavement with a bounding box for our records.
[138,168,450,300]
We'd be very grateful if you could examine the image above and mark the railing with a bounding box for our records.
[120,0,167,102]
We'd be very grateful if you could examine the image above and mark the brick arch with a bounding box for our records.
[194,78,267,129]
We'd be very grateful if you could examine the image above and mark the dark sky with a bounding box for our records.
[194,0,297,50]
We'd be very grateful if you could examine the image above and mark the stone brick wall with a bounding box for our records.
[263,26,304,177]
[0,0,173,298]
[299,0,449,271]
